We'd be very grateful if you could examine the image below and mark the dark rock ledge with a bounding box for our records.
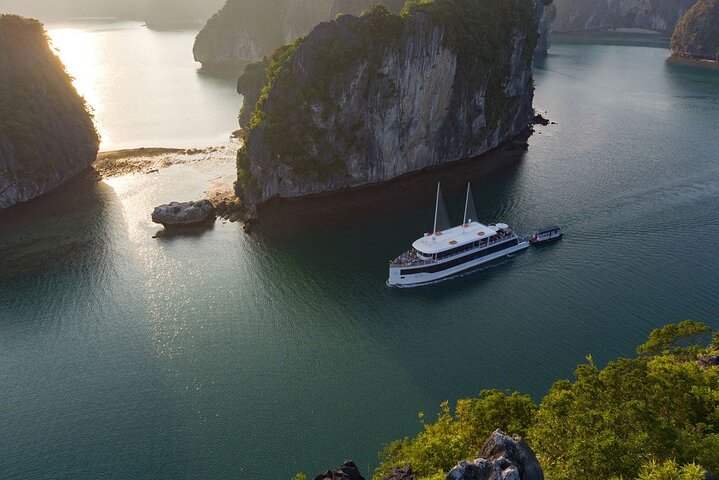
[311,430,543,480]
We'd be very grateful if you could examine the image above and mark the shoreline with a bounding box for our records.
[668,53,719,68]
[94,145,236,179]
[90,142,239,217]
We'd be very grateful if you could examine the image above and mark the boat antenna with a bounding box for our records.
[463,182,470,229]
[432,182,440,240]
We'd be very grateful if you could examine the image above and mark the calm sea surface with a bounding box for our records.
[1,26,719,480]
[46,21,240,150]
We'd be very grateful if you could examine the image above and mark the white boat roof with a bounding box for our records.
[412,221,501,254]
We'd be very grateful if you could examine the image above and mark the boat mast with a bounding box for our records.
[463,182,470,228]
[432,182,440,240]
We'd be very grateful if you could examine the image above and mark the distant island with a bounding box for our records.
[0,15,99,209]
[193,0,406,72]
[194,0,554,72]
[671,0,719,62]
[551,0,696,34]
[234,0,547,207]
[144,0,225,30]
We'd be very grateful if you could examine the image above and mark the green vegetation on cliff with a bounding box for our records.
[0,16,98,172]
[671,0,719,62]
[0,15,99,208]
[236,0,538,197]
[374,321,719,480]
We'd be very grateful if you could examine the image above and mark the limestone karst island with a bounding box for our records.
[0,1,718,480]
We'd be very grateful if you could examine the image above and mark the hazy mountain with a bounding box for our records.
[0,0,224,25]
[0,0,146,21]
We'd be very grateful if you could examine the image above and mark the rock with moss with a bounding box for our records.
[0,15,99,209]
[235,0,543,205]
[551,0,696,34]
[193,0,405,72]
[671,0,719,62]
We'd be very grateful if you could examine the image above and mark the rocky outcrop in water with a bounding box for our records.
[151,200,215,227]
[671,0,719,62]
[552,0,696,34]
[0,15,99,210]
[193,0,406,71]
[235,0,541,205]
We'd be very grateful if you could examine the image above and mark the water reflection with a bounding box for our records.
[253,135,531,238]
[47,21,241,151]
[0,171,121,280]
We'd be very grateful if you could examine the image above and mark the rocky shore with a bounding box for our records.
[94,144,255,230]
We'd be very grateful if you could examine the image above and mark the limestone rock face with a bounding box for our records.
[552,0,696,34]
[236,0,540,205]
[151,200,215,226]
[445,430,544,480]
[536,2,556,55]
[193,0,405,71]
[313,460,365,480]
[671,0,719,62]
[0,15,99,209]
[699,353,719,367]
[380,465,414,480]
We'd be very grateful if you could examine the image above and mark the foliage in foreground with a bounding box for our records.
[374,320,719,480]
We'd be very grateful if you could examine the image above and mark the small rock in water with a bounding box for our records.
[532,113,550,126]
[151,200,214,227]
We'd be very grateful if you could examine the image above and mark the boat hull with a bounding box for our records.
[530,232,563,244]
[387,241,529,287]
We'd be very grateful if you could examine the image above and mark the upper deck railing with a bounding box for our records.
[390,232,515,267]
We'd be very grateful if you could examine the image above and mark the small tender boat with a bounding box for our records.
[387,182,529,287]
[529,226,563,244]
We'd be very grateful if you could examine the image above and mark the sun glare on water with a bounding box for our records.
[48,27,110,147]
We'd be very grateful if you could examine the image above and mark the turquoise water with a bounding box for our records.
[1,34,719,479]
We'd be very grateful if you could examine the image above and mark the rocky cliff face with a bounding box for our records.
[552,0,696,34]
[671,0,719,61]
[235,0,539,205]
[193,0,405,71]
[0,15,99,209]
[536,2,556,55]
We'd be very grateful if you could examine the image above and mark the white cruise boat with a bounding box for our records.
[387,183,529,287]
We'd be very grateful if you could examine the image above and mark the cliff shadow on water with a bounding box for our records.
[0,170,122,283]
[251,132,533,238]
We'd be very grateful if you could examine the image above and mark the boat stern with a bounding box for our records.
[387,265,402,287]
